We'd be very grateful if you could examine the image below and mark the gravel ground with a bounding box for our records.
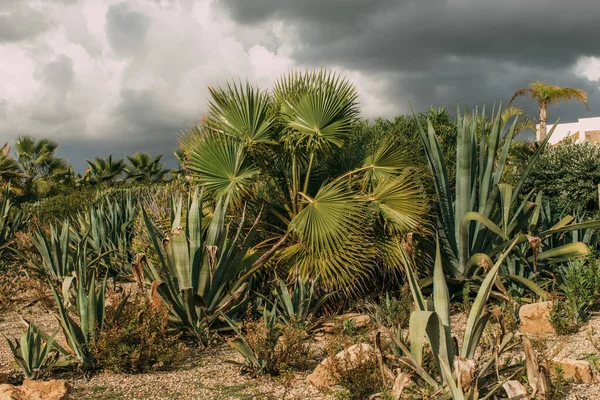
[0,300,332,399]
[2,296,600,399]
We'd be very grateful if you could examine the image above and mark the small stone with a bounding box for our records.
[306,343,374,388]
[0,379,71,400]
[552,358,594,383]
[503,380,527,399]
[519,301,554,333]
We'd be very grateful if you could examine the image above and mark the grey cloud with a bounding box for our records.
[34,55,75,93]
[105,3,150,57]
[219,0,600,123]
[0,4,54,43]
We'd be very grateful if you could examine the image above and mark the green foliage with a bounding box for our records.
[26,189,96,224]
[550,255,600,335]
[180,71,428,290]
[136,190,263,343]
[416,104,600,296]
[125,152,171,183]
[324,337,383,400]
[13,136,72,201]
[85,154,126,185]
[48,254,112,368]
[381,239,521,398]
[92,295,183,373]
[72,192,139,273]
[6,324,59,379]
[224,308,312,376]
[0,185,26,259]
[267,276,331,328]
[366,288,412,329]
[548,300,580,336]
[521,139,600,213]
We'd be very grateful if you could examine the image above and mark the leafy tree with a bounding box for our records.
[13,136,71,201]
[179,71,429,289]
[85,155,126,185]
[125,152,170,183]
[510,81,588,139]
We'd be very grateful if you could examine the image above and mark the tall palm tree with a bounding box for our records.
[13,136,70,200]
[85,154,126,185]
[0,143,24,193]
[509,81,588,140]
[179,71,428,289]
[125,152,170,183]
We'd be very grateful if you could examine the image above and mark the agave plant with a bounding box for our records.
[222,306,281,376]
[48,250,109,368]
[134,189,274,343]
[72,192,138,270]
[0,185,25,258]
[416,104,600,282]
[378,239,522,399]
[266,275,332,328]
[6,324,60,380]
[179,71,428,289]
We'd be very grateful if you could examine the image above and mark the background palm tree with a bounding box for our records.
[13,136,70,200]
[180,71,428,289]
[0,143,24,193]
[85,155,126,185]
[509,81,588,140]
[125,152,170,183]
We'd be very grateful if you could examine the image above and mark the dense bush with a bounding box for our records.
[25,189,96,224]
[93,295,183,373]
[521,139,600,213]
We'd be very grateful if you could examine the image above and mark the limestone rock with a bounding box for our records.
[0,379,71,400]
[552,358,594,383]
[306,343,374,388]
[519,301,554,333]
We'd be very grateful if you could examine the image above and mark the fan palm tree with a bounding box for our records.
[85,154,126,185]
[13,136,70,200]
[125,152,170,183]
[0,143,24,193]
[509,81,588,140]
[179,71,428,289]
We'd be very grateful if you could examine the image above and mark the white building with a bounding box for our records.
[537,116,600,145]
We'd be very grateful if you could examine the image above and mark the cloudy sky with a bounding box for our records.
[1,0,599,172]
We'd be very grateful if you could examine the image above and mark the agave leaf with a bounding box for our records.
[461,239,518,358]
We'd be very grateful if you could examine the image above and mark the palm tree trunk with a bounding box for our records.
[538,103,547,140]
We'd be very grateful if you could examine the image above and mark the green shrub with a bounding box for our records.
[225,309,313,376]
[520,139,600,214]
[551,255,600,334]
[549,299,580,335]
[26,189,96,224]
[366,287,411,329]
[92,295,183,373]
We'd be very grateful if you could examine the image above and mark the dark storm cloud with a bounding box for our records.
[113,88,192,138]
[0,3,54,43]
[105,2,151,57]
[219,0,600,122]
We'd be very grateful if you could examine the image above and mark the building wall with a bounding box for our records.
[537,117,600,145]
